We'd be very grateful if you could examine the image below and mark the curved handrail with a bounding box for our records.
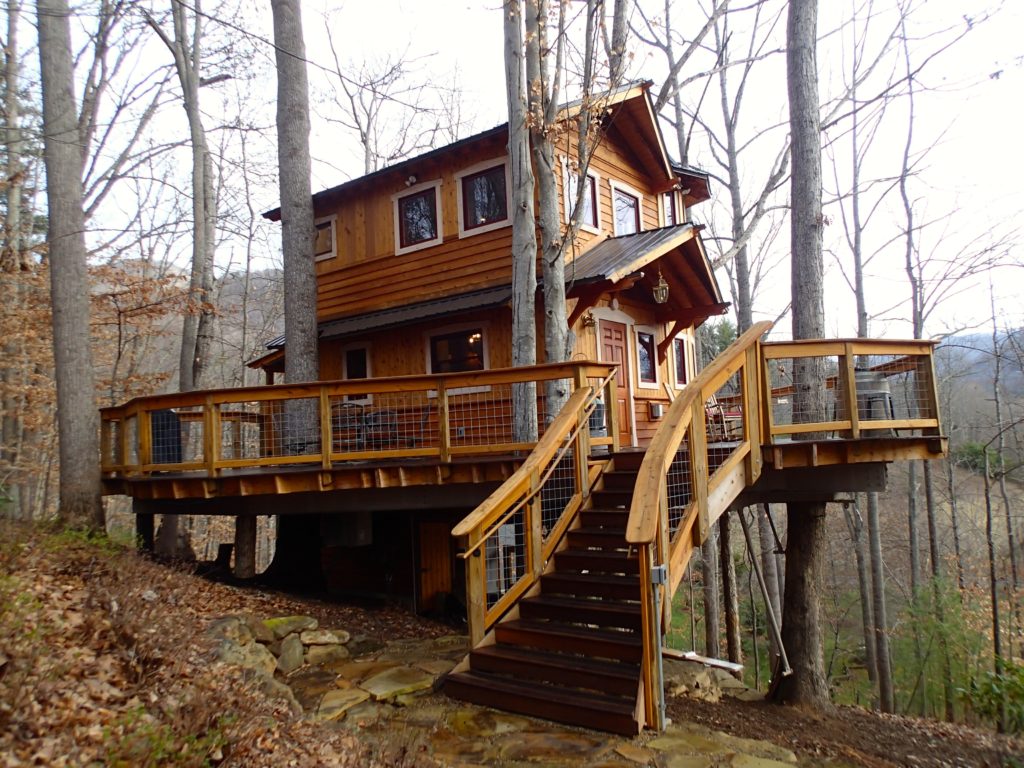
[626,321,773,546]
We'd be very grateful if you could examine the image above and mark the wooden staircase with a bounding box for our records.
[445,450,646,735]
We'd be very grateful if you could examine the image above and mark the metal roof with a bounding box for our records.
[263,285,513,349]
[568,224,698,284]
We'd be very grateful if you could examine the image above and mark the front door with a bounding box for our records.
[418,520,453,613]
[600,320,633,447]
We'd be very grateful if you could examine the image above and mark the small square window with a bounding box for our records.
[673,337,687,386]
[314,218,335,260]
[430,328,485,374]
[344,347,369,402]
[398,188,439,249]
[462,165,507,230]
[614,188,640,235]
[637,331,656,384]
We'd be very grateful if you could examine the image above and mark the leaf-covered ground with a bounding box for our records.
[2,521,1020,768]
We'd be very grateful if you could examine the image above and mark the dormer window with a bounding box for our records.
[456,159,511,237]
[394,179,443,254]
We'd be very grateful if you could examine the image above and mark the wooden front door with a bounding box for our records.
[418,520,453,613]
[600,320,633,447]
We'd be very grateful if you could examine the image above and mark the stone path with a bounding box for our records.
[211,615,800,767]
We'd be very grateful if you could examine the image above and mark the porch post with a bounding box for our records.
[234,514,257,578]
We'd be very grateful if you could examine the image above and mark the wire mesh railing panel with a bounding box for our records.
[252,398,321,458]
[217,404,264,462]
[767,354,838,434]
[448,384,517,448]
[484,508,526,610]
[540,443,578,543]
[360,392,435,451]
[851,354,934,428]
[105,420,122,466]
[666,443,693,537]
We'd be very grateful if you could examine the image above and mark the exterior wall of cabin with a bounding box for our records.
[309,123,688,324]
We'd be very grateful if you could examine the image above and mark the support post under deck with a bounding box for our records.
[234,515,257,579]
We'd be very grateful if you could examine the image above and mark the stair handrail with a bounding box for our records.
[452,372,616,644]
[625,320,773,729]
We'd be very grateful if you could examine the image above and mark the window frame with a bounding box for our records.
[634,326,659,389]
[661,190,678,227]
[609,180,645,236]
[562,160,601,235]
[672,336,688,389]
[393,178,443,255]
[342,343,372,404]
[455,158,512,238]
[314,215,337,261]
[423,321,491,396]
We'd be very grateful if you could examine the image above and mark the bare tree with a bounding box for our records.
[37,0,104,528]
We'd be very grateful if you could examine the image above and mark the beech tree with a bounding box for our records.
[37,0,104,528]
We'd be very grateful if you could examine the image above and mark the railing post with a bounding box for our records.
[742,346,763,483]
[528,468,543,579]
[919,352,942,430]
[465,534,486,646]
[138,409,153,474]
[761,352,778,447]
[840,342,860,439]
[690,398,709,545]
[437,380,451,462]
[638,543,659,729]
[204,396,220,477]
[121,411,133,476]
[319,388,332,470]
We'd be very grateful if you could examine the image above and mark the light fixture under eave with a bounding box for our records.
[652,269,670,304]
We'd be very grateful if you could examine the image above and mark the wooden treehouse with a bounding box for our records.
[100,82,947,734]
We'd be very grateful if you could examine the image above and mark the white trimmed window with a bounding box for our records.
[610,180,644,236]
[393,179,443,254]
[314,216,337,261]
[661,191,678,227]
[672,336,688,388]
[456,158,511,237]
[635,327,659,389]
[563,162,601,234]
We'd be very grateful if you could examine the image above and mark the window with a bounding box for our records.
[564,167,600,232]
[343,346,370,402]
[458,161,509,234]
[429,328,485,374]
[314,217,336,260]
[673,337,687,387]
[393,180,442,253]
[611,183,642,235]
[636,330,657,385]
[663,192,677,227]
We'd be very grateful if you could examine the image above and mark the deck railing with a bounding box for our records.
[451,370,618,645]
[100,362,617,478]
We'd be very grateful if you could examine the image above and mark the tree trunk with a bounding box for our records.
[37,0,104,530]
[845,500,878,689]
[266,0,322,586]
[866,491,895,712]
[775,0,830,710]
[504,0,538,442]
[702,527,721,658]
[719,513,743,671]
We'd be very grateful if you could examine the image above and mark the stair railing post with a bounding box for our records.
[690,398,710,544]
[742,345,763,484]
[605,373,620,453]
[651,562,668,730]
[638,543,658,728]
[465,532,486,646]
[528,468,543,580]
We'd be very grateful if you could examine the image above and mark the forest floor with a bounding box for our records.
[1,521,1021,767]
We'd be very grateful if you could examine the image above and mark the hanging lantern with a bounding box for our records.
[652,268,670,304]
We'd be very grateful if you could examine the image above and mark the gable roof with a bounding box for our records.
[262,81,690,221]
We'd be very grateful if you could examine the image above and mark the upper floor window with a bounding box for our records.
[314,216,336,261]
[611,182,642,235]
[429,327,485,374]
[457,160,510,236]
[564,165,600,233]
[663,191,678,227]
[393,180,443,254]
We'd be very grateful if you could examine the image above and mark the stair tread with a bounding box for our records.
[500,618,642,644]
[524,594,641,614]
[473,644,639,678]
[447,670,636,712]
[545,571,639,585]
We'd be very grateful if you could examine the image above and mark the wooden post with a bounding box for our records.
[203,396,219,476]
[121,413,132,475]
[234,514,257,578]
[138,410,153,474]
[135,510,154,552]
[691,398,710,544]
[605,375,620,453]
[638,543,658,729]
[319,388,332,469]
[743,346,763,483]
[465,535,486,646]
[761,354,778,446]
[437,381,451,463]
[528,468,543,579]
[840,342,860,438]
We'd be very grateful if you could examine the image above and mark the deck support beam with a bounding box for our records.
[234,514,257,578]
